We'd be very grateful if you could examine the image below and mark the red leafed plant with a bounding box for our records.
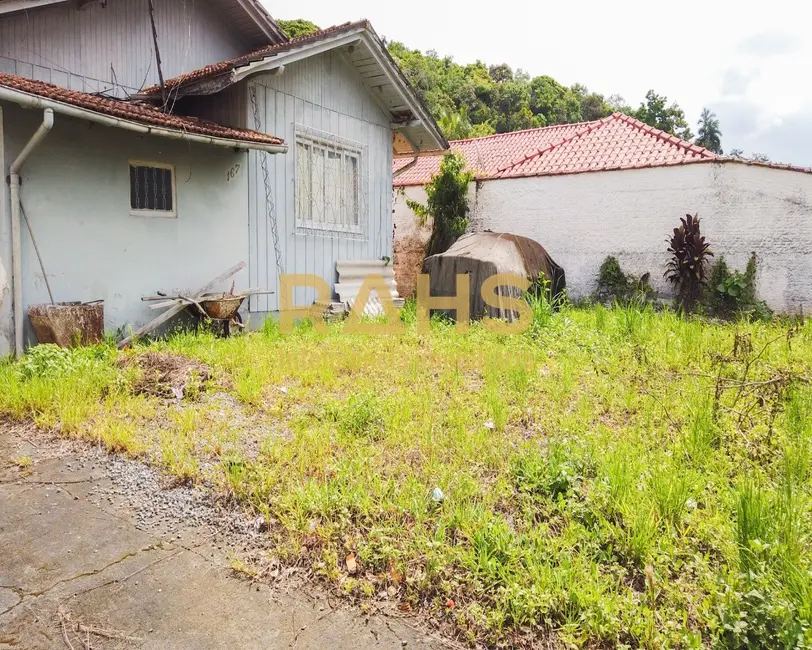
[665,213,713,307]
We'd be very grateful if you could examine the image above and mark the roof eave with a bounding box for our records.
[231,30,366,83]
[146,22,448,154]
[0,0,67,15]
[356,28,448,152]
[0,85,288,154]
[234,0,288,45]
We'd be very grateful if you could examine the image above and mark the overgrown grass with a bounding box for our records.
[1,306,812,648]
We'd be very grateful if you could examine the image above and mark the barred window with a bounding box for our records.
[129,162,176,217]
[295,130,363,235]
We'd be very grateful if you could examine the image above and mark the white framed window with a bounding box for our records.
[129,161,177,217]
[295,127,365,236]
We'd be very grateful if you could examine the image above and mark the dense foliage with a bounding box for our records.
[405,152,474,257]
[276,18,712,145]
[276,19,320,39]
[707,254,772,319]
[596,256,654,304]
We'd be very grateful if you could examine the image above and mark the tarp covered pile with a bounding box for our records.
[421,231,565,321]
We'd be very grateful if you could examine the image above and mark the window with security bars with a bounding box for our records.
[295,131,363,235]
[129,162,176,216]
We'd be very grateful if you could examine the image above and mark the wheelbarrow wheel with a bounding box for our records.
[225,311,244,337]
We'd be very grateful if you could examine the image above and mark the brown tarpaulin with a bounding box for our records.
[421,231,566,321]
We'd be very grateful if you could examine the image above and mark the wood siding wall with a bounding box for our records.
[246,51,394,312]
[0,0,248,93]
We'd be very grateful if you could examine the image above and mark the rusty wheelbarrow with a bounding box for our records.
[142,288,273,337]
[182,290,267,336]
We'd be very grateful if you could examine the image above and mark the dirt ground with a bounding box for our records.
[0,422,451,649]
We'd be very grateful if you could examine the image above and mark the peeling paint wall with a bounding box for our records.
[1,100,249,349]
[394,162,812,313]
[392,187,430,298]
[392,184,476,298]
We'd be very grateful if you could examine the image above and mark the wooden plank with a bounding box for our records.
[117,262,246,348]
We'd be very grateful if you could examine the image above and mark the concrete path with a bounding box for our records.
[0,424,448,649]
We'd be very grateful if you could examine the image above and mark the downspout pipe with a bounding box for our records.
[9,108,53,357]
[0,86,287,154]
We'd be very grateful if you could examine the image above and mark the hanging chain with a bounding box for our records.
[250,84,284,284]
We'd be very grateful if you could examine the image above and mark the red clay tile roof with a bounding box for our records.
[496,113,714,179]
[393,122,591,186]
[0,72,284,147]
[394,114,723,186]
[142,21,370,95]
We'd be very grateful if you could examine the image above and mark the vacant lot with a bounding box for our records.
[2,304,811,648]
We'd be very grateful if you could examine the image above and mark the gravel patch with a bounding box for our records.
[100,456,273,547]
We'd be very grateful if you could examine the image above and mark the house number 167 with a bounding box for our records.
[226,163,241,182]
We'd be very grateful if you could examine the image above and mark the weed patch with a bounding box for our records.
[2,309,812,647]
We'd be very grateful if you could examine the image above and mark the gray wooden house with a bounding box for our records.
[0,1,445,355]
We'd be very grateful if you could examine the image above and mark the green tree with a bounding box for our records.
[606,94,633,114]
[382,34,697,141]
[752,152,771,162]
[276,19,320,39]
[470,121,496,137]
[438,108,473,140]
[695,108,723,154]
[529,76,581,125]
[729,148,744,158]
[488,63,513,83]
[572,85,612,121]
[493,81,534,132]
[406,152,474,257]
[635,90,693,140]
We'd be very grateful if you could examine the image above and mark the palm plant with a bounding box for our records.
[695,108,723,154]
[438,109,473,141]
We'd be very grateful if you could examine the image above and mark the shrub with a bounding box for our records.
[596,256,654,304]
[525,276,567,337]
[706,253,772,320]
[665,213,712,308]
[16,344,112,380]
[598,256,630,297]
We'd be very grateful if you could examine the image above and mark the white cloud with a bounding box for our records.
[738,30,803,57]
[720,67,758,98]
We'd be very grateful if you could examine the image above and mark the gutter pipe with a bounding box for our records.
[1,83,289,356]
[9,108,53,357]
[0,86,288,154]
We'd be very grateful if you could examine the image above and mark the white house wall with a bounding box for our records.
[0,0,249,94]
[469,163,812,313]
[0,105,9,353]
[246,51,394,312]
[0,101,250,354]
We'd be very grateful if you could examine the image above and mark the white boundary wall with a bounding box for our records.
[394,162,812,312]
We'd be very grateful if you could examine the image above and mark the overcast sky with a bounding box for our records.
[270,0,812,165]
